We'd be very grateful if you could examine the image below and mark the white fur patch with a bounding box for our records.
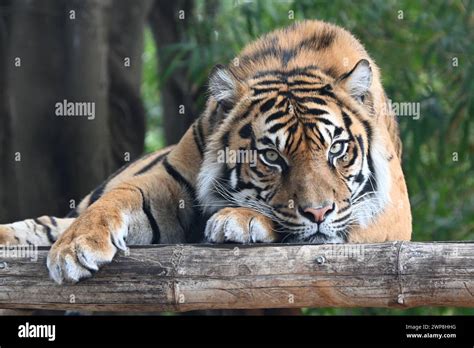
[353,133,391,227]
[229,168,238,189]
[110,213,129,251]
[197,147,228,215]
[209,68,236,104]
[3,217,74,246]
[204,211,276,244]
[248,219,275,243]
[345,59,372,99]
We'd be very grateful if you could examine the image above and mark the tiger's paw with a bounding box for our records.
[205,207,279,244]
[46,214,128,284]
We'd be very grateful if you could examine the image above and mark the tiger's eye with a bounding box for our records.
[330,142,342,154]
[264,149,279,162]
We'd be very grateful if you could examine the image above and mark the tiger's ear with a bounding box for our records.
[208,64,237,109]
[338,59,372,100]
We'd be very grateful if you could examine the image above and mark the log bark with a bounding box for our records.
[0,242,473,312]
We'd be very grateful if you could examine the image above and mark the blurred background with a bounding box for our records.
[0,0,473,315]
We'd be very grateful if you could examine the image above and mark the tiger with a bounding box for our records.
[0,20,412,284]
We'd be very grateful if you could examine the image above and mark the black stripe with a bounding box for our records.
[240,45,279,65]
[305,108,329,117]
[310,124,326,146]
[258,136,274,146]
[299,29,336,51]
[333,213,351,224]
[324,128,333,141]
[337,204,352,215]
[289,135,303,156]
[344,146,358,168]
[281,48,297,66]
[253,87,279,96]
[342,111,353,128]
[318,85,336,99]
[250,165,266,178]
[287,79,322,86]
[252,66,323,80]
[197,116,206,143]
[334,126,343,138]
[354,179,376,201]
[268,120,293,133]
[163,158,196,199]
[275,209,297,219]
[284,132,295,150]
[221,131,230,148]
[66,209,78,218]
[259,97,277,113]
[134,152,168,176]
[290,87,326,93]
[34,218,55,244]
[362,120,373,142]
[88,157,137,207]
[50,216,57,226]
[356,135,365,167]
[137,188,161,244]
[192,124,204,155]
[279,220,304,228]
[312,118,336,129]
[238,123,252,139]
[287,122,298,136]
[254,79,285,87]
[275,97,288,108]
[265,189,277,202]
[208,107,220,132]
[325,67,338,78]
[89,182,106,206]
[293,96,327,105]
[265,110,287,124]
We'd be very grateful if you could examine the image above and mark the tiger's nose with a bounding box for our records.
[301,203,335,223]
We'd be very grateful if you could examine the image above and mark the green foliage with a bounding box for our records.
[142,29,165,152]
[141,0,474,315]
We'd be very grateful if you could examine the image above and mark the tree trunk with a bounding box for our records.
[0,0,150,221]
[0,0,20,222]
[107,0,154,164]
[148,0,197,145]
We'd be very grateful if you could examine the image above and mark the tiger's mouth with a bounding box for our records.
[277,222,347,244]
[281,230,345,244]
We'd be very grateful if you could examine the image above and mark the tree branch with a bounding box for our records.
[0,242,473,312]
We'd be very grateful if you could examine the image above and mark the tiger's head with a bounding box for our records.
[197,21,397,243]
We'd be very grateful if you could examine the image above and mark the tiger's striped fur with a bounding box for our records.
[0,20,411,284]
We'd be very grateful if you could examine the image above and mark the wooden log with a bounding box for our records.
[0,242,473,312]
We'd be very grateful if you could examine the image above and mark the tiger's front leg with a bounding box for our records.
[205,207,280,243]
[47,172,193,284]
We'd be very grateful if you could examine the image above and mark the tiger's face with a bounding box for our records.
[199,59,391,243]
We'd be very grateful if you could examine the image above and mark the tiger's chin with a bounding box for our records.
[284,232,345,244]
[283,226,347,244]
